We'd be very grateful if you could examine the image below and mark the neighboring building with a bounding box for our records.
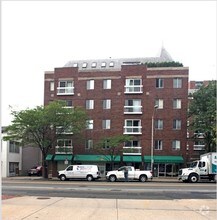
[44,48,189,177]
[1,127,22,177]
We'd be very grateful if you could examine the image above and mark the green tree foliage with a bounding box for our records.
[145,61,183,67]
[3,101,88,177]
[188,81,216,152]
[94,135,133,170]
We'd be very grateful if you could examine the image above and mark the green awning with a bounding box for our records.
[45,154,54,161]
[54,155,73,161]
[144,156,184,163]
[123,156,142,162]
[73,155,120,162]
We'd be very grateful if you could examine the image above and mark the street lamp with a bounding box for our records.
[151,105,158,173]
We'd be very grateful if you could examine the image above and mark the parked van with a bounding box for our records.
[58,165,101,181]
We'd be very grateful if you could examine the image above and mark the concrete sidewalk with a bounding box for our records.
[2,196,217,220]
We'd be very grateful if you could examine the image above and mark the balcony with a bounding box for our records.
[124,106,142,114]
[57,86,74,95]
[124,85,143,94]
[193,145,205,151]
[123,147,142,155]
[55,146,73,154]
[123,126,142,134]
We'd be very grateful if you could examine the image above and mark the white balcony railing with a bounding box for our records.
[57,87,74,95]
[123,147,142,155]
[124,85,143,94]
[124,106,142,114]
[55,146,73,154]
[193,145,205,151]
[124,126,142,134]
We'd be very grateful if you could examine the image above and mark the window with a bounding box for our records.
[124,99,142,113]
[173,119,181,130]
[155,99,163,109]
[73,63,78,67]
[102,120,111,129]
[85,139,93,149]
[172,140,180,150]
[9,141,20,153]
[86,100,94,109]
[123,140,141,155]
[86,120,93,129]
[91,62,97,68]
[173,99,181,109]
[155,119,163,129]
[103,79,111,89]
[103,140,110,149]
[156,78,164,88]
[109,61,114,67]
[103,99,111,109]
[101,62,106,68]
[154,140,163,150]
[124,119,142,134]
[82,62,88,68]
[50,81,54,91]
[125,79,143,93]
[56,139,73,154]
[173,78,182,88]
[87,80,94,90]
[57,80,74,95]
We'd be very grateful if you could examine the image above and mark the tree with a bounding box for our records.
[188,81,216,152]
[3,101,88,177]
[94,135,133,170]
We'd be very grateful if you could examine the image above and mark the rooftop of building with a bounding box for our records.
[64,47,174,71]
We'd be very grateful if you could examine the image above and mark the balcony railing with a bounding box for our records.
[123,147,142,155]
[193,145,205,151]
[55,146,73,154]
[124,85,143,94]
[123,126,142,134]
[124,106,142,114]
[57,87,74,95]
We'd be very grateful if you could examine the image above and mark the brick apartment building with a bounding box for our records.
[44,48,189,177]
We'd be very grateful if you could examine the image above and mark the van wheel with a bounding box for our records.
[139,175,147,182]
[189,174,199,183]
[87,175,93,181]
[109,175,117,182]
[60,175,67,181]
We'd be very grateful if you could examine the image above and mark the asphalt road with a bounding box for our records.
[2,177,216,200]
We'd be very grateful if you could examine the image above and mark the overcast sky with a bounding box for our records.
[1,1,216,126]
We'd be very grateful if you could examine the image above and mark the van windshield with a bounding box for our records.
[189,161,198,168]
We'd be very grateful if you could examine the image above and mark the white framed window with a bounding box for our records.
[103,140,110,149]
[172,140,180,150]
[86,100,94,109]
[85,139,93,150]
[57,80,74,95]
[156,78,164,88]
[9,141,20,153]
[173,99,181,109]
[101,62,106,68]
[125,79,143,93]
[109,61,114,67]
[173,78,182,88]
[87,80,94,90]
[102,120,111,129]
[82,62,88,68]
[155,119,163,129]
[56,139,73,154]
[124,119,142,134]
[50,81,54,91]
[63,100,73,108]
[86,120,93,129]
[103,99,111,109]
[173,119,181,130]
[91,62,97,68]
[155,99,164,109]
[103,79,111,89]
[123,140,141,155]
[124,99,142,114]
[154,140,163,150]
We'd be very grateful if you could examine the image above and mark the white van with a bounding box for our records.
[58,165,101,181]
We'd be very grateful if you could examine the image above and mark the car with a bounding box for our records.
[28,166,42,176]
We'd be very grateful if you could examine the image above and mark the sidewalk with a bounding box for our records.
[2,196,217,220]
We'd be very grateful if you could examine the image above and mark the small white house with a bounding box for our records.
[1,127,22,177]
